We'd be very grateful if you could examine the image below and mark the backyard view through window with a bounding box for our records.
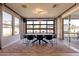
[26,19,54,34]
[3,12,12,37]
[64,18,79,38]
[14,17,19,35]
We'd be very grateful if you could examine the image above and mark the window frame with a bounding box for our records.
[14,17,20,35]
[2,11,20,37]
[26,19,55,34]
[3,11,13,37]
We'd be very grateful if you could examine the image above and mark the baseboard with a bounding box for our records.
[2,39,19,48]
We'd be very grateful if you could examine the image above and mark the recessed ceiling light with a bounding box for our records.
[52,4,58,8]
[21,5,27,8]
[33,8,48,15]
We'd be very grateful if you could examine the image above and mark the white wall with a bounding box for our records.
[0,4,2,49]
[57,17,64,40]
[1,5,22,48]
[62,4,79,18]
[19,18,25,39]
[2,35,20,48]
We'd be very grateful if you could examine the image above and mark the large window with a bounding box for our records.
[3,12,12,37]
[64,18,79,38]
[14,17,19,35]
[64,18,69,37]
[26,19,55,34]
[27,21,33,33]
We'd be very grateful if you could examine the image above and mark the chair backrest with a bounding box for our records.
[27,35,34,40]
[52,34,57,38]
[23,35,27,38]
[45,35,52,40]
[37,35,43,40]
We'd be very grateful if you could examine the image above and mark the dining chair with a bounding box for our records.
[45,35,53,46]
[52,34,57,44]
[26,35,34,46]
[32,35,48,45]
[23,35,27,44]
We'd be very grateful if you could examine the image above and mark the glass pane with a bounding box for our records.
[64,34,69,38]
[64,19,69,34]
[47,25,53,28]
[41,21,46,24]
[41,25,46,28]
[47,21,54,24]
[3,27,12,37]
[64,19,69,24]
[27,25,33,28]
[70,19,79,33]
[41,30,46,33]
[27,30,33,33]
[27,21,33,24]
[34,25,40,28]
[47,30,53,33]
[34,30,40,33]
[15,17,19,25]
[14,27,19,35]
[3,12,12,25]
[3,12,12,37]
[14,17,19,35]
[34,21,40,24]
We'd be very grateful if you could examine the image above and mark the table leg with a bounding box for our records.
[39,40,41,45]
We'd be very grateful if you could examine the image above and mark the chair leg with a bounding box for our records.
[32,39,38,44]
[39,40,41,45]
[26,40,34,48]
[42,39,48,44]
[23,38,27,44]
[49,40,53,47]
[55,38,57,45]
[26,40,30,46]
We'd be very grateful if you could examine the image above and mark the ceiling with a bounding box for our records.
[71,10,79,16]
[67,9,79,19]
[5,3,75,18]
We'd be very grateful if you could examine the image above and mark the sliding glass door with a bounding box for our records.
[64,18,70,38]
[64,16,79,40]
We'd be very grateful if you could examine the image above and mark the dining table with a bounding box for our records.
[25,33,56,45]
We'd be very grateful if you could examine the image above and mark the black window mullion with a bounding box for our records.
[26,19,55,34]
[33,20,34,34]
[26,20,27,34]
[39,21,41,33]
[53,20,55,34]
[46,20,47,33]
